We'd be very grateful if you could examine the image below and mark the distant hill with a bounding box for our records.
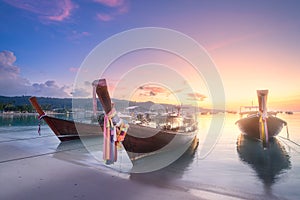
[0,96,37,106]
[0,96,230,115]
[0,96,182,113]
[0,96,73,112]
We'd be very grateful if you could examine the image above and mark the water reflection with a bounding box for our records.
[0,114,40,126]
[129,138,198,185]
[237,134,291,188]
[51,137,109,172]
[52,137,198,179]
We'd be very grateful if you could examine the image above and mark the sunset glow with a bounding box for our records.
[0,1,299,111]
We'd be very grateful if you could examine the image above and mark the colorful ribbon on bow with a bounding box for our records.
[103,106,129,165]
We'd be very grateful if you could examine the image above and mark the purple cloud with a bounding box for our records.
[0,50,70,97]
[31,81,70,97]
[96,13,114,21]
[95,0,129,21]
[0,51,20,77]
[94,0,125,7]
[3,0,128,24]
[3,0,75,22]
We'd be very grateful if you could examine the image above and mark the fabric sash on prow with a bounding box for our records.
[257,90,269,148]
[95,79,128,165]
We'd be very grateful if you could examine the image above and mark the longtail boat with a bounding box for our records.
[29,79,198,163]
[235,90,287,147]
[29,97,102,142]
[95,79,198,162]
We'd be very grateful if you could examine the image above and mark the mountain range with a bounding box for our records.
[0,96,201,113]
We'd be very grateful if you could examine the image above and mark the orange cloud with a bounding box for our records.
[139,86,168,94]
[186,92,207,101]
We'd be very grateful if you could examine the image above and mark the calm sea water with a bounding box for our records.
[0,113,299,199]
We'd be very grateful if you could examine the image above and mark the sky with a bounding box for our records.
[0,0,300,111]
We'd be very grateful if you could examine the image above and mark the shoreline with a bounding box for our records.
[0,111,67,116]
[0,135,252,200]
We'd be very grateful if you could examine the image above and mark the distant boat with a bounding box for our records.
[285,111,293,115]
[238,105,259,116]
[235,90,287,147]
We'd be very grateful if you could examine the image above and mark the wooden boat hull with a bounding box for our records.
[124,123,197,161]
[235,115,287,139]
[41,115,102,142]
[42,116,197,160]
[29,96,102,142]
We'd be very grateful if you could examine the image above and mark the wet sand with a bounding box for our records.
[1,155,200,200]
[0,128,243,200]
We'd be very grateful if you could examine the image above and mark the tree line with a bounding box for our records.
[0,96,72,113]
[0,102,53,113]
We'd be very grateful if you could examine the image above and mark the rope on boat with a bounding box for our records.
[37,114,47,136]
[278,135,300,147]
[286,125,290,140]
[278,123,300,154]
[278,136,300,155]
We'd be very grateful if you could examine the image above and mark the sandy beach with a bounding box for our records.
[0,130,225,200]
[1,155,200,200]
[0,128,244,200]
